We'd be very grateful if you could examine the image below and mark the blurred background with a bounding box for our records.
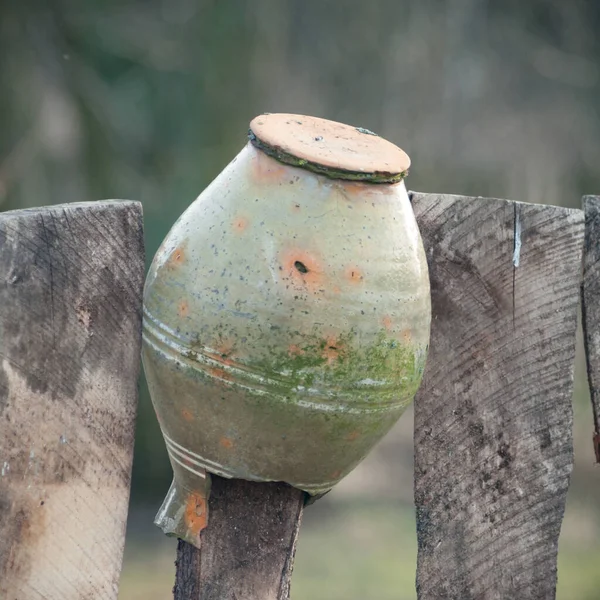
[2,1,600,598]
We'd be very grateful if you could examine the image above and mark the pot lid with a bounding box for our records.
[248,113,410,183]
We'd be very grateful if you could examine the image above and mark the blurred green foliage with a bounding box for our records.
[2,1,600,598]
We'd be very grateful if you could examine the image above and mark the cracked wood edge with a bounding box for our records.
[173,476,304,600]
[0,201,144,600]
[582,195,600,462]
[411,192,583,600]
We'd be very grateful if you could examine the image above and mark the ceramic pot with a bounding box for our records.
[142,114,431,547]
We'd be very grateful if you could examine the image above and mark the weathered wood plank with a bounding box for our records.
[0,201,144,599]
[174,476,304,600]
[411,192,583,600]
[582,195,600,462]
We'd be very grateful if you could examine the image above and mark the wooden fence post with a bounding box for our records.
[411,193,584,599]
[174,477,304,600]
[0,201,144,599]
[582,195,600,462]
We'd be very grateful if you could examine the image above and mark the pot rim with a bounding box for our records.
[248,113,410,184]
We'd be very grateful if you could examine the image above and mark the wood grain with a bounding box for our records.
[174,476,304,600]
[0,201,144,599]
[582,195,600,462]
[411,192,583,600]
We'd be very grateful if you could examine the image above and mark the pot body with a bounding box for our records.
[142,142,430,542]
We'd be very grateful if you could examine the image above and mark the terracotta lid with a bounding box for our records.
[248,113,410,183]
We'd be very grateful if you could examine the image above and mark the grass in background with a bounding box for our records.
[293,502,417,600]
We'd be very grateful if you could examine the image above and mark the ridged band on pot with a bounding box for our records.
[142,114,431,547]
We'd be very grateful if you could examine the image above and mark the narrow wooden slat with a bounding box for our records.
[0,201,144,599]
[411,192,583,600]
[174,476,304,600]
[582,195,600,462]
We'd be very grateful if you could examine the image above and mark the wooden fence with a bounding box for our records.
[0,193,597,599]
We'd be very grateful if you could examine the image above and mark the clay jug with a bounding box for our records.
[142,114,431,547]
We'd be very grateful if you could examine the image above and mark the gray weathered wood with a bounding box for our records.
[411,192,583,600]
[0,201,144,599]
[582,195,600,462]
[174,476,304,600]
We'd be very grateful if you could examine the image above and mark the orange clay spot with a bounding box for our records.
[382,315,393,331]
[178,299,189,318]
[181,408,194,422]
[337,180,396,198]
[232,215,249,233]
[345,266,364,284]
[322,335,345,365]
[291,203,301,213]
[251,149,289,184]
[330,470,342,479]
[220,437,234,449]
[168,245,186,267]
[332,285,342,294]
[184,492,208,537]
[288,344,305,357]
[338,181,367,195]
[347,431,361,442]
[401,328,412,343]
[281,249,325,293]
[209,366,232,381]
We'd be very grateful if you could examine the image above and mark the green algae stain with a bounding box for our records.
[251,329,426,405]
[179,325,427,410]
[355,126,378,136]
